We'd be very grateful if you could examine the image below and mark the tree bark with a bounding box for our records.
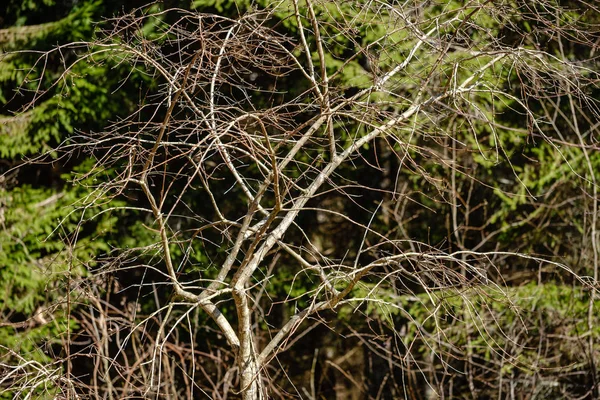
[234,287,263,400]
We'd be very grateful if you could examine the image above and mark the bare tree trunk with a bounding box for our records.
[239,351,261,400]
[235,287,263,400]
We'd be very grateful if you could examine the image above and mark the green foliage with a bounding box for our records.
[0,2,98,51]
[0,170,125,350]
[0,2,156,396]
[0,52,150,157]
[350,281,600,395]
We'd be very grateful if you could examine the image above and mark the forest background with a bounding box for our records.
[1,0,600,399]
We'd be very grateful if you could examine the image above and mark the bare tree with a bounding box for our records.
[5,0,600,398]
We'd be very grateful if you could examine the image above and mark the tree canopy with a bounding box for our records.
[2,1,600,399]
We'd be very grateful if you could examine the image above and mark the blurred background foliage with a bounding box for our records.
[1,0,599,398]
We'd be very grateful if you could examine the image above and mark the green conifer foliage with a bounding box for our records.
[0,2,153,397]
